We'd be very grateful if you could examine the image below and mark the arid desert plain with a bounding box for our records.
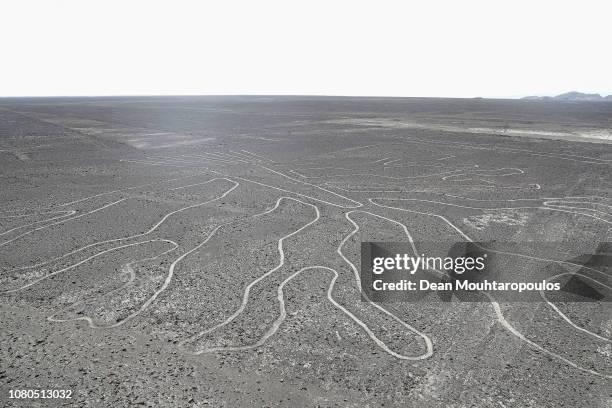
[1,96,611,407]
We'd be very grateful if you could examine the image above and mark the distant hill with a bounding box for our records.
[522,91,612,101]
[554,91,603,101]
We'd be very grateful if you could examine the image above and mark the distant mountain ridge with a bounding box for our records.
[522,91,612,101]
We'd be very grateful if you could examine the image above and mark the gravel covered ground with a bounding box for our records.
[1,96,611,407]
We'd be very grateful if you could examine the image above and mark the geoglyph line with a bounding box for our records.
[0,210,76,237]
[0,199,127,248]
[1,179,238,278]
[180,197,433,360]
[179,196,321,352]
[5,147,610,379]
[368,197,611,377]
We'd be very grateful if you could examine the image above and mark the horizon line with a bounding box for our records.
[0,92,611,100]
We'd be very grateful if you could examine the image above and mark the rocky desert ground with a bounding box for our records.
[0,96,610,407]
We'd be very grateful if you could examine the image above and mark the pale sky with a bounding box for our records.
[1,0,611,98]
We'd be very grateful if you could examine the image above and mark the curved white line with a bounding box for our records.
[46,239,180,327]
[0,210,76,237]
[369,197,611,377]
[2,179,239,288]
[0,199,127,247]
[337,210,433,360]
[179,196,320,351]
